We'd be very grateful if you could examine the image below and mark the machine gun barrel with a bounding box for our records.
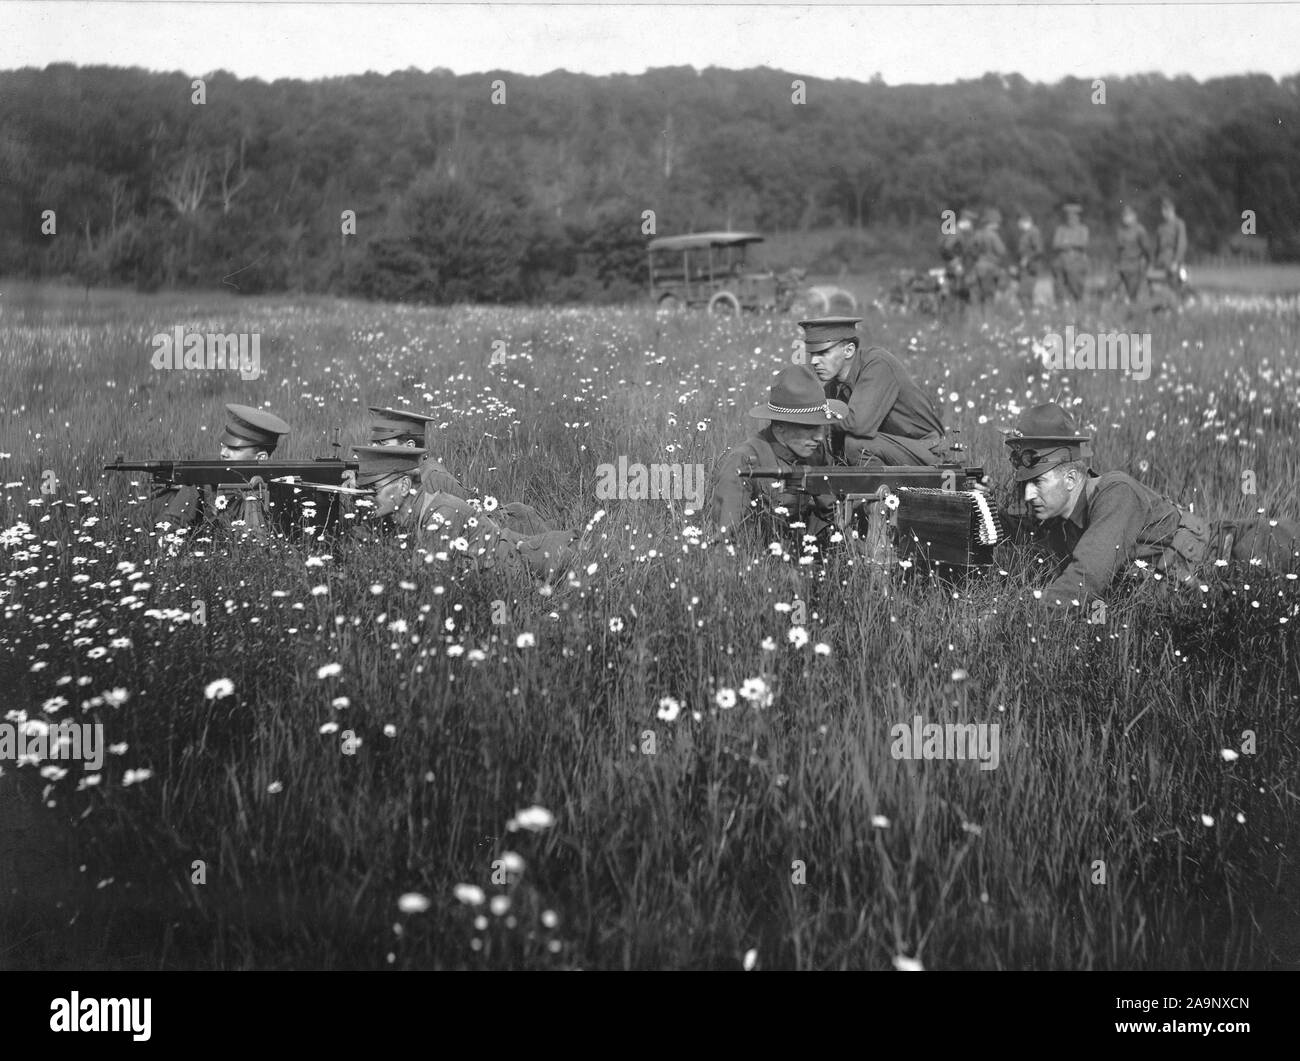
[104,457,359,488]
[736,464,984,495]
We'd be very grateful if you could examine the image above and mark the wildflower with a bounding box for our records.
[121,768,153,786]
[813,642,831,656]
[204,678,235,700]
[715,688,737,709]
[310,585,328,596]
[319,722,340,734]
[267,781,283,794]
[507,806,555,833]
[40,765,68,780]
[1220,748,1239,762]
[453,884,486,906]
[892,955,924,972]
[760,636,777,652]
[305,556,326,567]
[608,617,625,633]
[787,626,809,648]
[950,668,968,682]
[541,910,559,929]
[657,696,682,722]
[516,632,536,649]
[331,697,350,709]
[871,815,890,829]
[490,895,512,917]
[41,696,68,714]
[743,948,758,971]
[316,662,342,679]
[383,724,397,738]
[398,892,431,914]
[1200,813,1215,827]
[108,742,128,755]
[739,677,769,703]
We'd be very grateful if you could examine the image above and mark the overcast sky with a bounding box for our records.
[3,2,1297,85]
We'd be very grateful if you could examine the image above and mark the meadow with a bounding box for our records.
[1,278,1298,970]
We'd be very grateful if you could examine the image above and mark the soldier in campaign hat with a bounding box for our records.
[802,317,949,467]
[1003,403,1300,608]
[707,364,847,543]
[351,445,578,579]
[157,403,291,537]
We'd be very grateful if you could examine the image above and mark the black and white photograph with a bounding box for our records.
[1,0,1297,1020]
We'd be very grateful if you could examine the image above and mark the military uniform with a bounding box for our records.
[156,404,289,542]
[1051,204,1090,303]
[1115,217,1152,300]
[1015,218,1046,306]
[351,445,577,579]
[708,427,837,541]
[368,406,466,499]
[1154,212,1188,275]
[1003,404,1300,608]
[939,209,976,302]
[971,212,1007,304]
[803,317,946,466]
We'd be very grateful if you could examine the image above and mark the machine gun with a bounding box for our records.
[104,457,363,541]
[736,463,1004,568]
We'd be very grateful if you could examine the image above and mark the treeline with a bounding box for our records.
[1,64,1297,302]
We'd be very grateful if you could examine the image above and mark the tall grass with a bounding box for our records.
[1,280,1297,969]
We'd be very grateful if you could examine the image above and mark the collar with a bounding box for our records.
[759,425,803,465]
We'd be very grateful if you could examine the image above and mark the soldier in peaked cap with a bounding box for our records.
[802,317,949,467]
[1002,403,1300,609]
[157,403,290,536]
[1114,204,1153,302]
[1051,202,1090,304]
[939,208,977,303]
[351,445,578,578]
[707,364,847,543]
[1014,208,1049,309]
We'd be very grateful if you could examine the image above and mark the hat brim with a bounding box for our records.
[747,398,849,425]
[1012,458,1070,483]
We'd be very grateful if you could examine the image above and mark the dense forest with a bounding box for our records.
[1,64,1297,302]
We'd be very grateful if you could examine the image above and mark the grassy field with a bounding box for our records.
[1,278,1298,970]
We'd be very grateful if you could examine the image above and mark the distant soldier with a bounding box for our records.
[971,208,1007,304]
[939,208,977,304]
[804,316,948,466]
[1153,197,1188,289]
[707,365,847,543]
[1002,403,1300,609]
[155,403,290,539]
[1013,208,1047,308]
[1114,204,1152,301]
[1051,202,1090,303]
[351,445,578,579]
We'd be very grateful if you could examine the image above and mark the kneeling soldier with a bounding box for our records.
[1004,403,1300,608]
[804,316,949,466]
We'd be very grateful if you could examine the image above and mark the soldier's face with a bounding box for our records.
[809,341,855,383]
[373,476,413,517]
[771,422,828,459]
[1023,466,1077,521]
[221,444,269,462]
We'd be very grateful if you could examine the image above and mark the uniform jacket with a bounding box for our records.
[158,483,268,539]
[1052,222,1090,259]
[1115,222,1152,269]
[823,347,946,453]
[1016,225,1044,274]
[1154,217,1188,268]
[972,226,1007,272]
[1032,470,1207,605]
[708,426,835,537]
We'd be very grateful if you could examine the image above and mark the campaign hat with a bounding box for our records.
[1001,402,1093,482]
[351,445,426,488]
[747,365,849,426]
[368,406,436,445]
[221,404,290,451]
[798,316,863,355]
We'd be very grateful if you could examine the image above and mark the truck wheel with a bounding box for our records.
[708,292,740,316]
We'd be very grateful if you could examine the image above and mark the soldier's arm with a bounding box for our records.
[157,484,200,529]
[708,444,759,535]
[1038,482,1149,608]
[840,356,901,440]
